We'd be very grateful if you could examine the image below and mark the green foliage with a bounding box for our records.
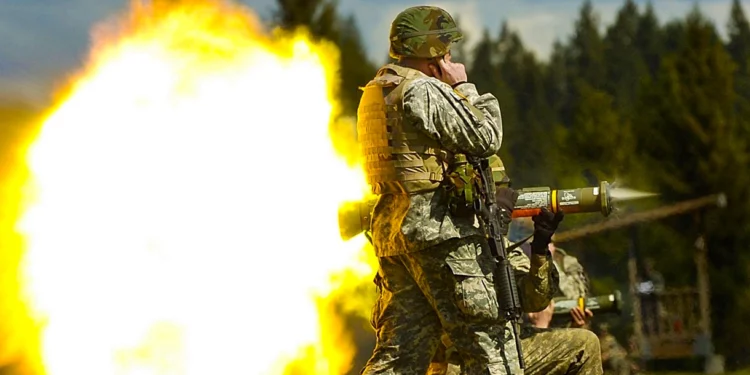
[335,15,377,116]
[272,0,338,39]
[635,3,663,77]
[468,29,521,170]
[568,1,606,89]
[727,0,750,72]
[603,0,648,115]
[727,0,750,123]
[633,7,750,364]
[459,0,750,366]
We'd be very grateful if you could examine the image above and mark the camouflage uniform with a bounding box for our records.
[359,6,558,375]
[429,249,603,375]
[553,248,590,301]
[549,246,591,329]
[554,248,632,374]
[598,325,630,375]
[429,236,603,375]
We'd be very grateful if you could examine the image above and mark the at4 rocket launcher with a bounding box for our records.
[337,181,613,241]
[552,290,623,316]
[513,181,612,218]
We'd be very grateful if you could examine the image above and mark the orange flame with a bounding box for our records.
[8,0,378,374]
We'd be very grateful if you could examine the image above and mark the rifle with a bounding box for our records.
[469,156,526,369]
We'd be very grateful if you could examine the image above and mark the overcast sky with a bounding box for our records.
[0,0,744,103]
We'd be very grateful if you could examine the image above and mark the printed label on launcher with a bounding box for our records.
[515,191,549,209]
[558,189,580,206]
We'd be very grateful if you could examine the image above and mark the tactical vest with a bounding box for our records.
[357,64,451,195]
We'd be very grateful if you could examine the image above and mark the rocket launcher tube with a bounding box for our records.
[337,181,613,241]
[337,196,378,241]
[512,181,612,218]
[552,290,623,316]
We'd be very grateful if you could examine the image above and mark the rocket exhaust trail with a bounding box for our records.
[608,187,659,202]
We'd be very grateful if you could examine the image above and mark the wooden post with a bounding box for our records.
[695,234,712,343]
[693,212,725,374]
[628,226,644,359]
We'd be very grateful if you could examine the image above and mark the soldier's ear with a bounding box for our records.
[428,63,441,78]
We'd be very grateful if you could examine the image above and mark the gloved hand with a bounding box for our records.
[530,207,564,254]
[495,187,519,235]
[495,187,519,213]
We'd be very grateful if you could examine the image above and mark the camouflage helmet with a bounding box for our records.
[389,6,463,59]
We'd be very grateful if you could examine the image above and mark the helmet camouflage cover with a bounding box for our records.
[389,6,464,59]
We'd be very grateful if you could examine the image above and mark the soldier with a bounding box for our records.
[357,6,563,374]
[597,323,631,375]
[432,218,603,375]
[548,240,594,328]
[506,219,594,328]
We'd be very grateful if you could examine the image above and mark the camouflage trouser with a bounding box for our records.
[361,236,521,375]
[430,326,603,375]
[602,356,630,375]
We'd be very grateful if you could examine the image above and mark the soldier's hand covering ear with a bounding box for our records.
[530,207,564,255]
[429,54,467,86]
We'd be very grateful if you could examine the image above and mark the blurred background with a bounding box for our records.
[2,0,750,374]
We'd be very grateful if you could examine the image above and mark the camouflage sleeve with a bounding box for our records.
[508,244,560,312]
[574,267,591,297]
[402,78,502,158]
[562,256,591,298]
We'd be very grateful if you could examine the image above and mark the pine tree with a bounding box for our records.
[468,29,519,169]
[336,15,377,116]
[556,2,627,183]
[635,2,663,77]
[727,0,750,72]
[662,20,687,53]
[544,40,571,126]
[469,29,501,95]
[726,0,750,125]
[568,1,606,89]
[604,0,648,114]
[272,0,339,40]
[496,23,554,185]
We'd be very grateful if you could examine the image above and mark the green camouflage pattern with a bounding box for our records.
[600,333,630,375]
[389,6,464,58]
[553,247,590,299]
[432,326,604,375]
[519,326,603,375]
[598,325,631,375]
[367,66,502,257]
[362,236,558,375]
[549,247,591,329]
